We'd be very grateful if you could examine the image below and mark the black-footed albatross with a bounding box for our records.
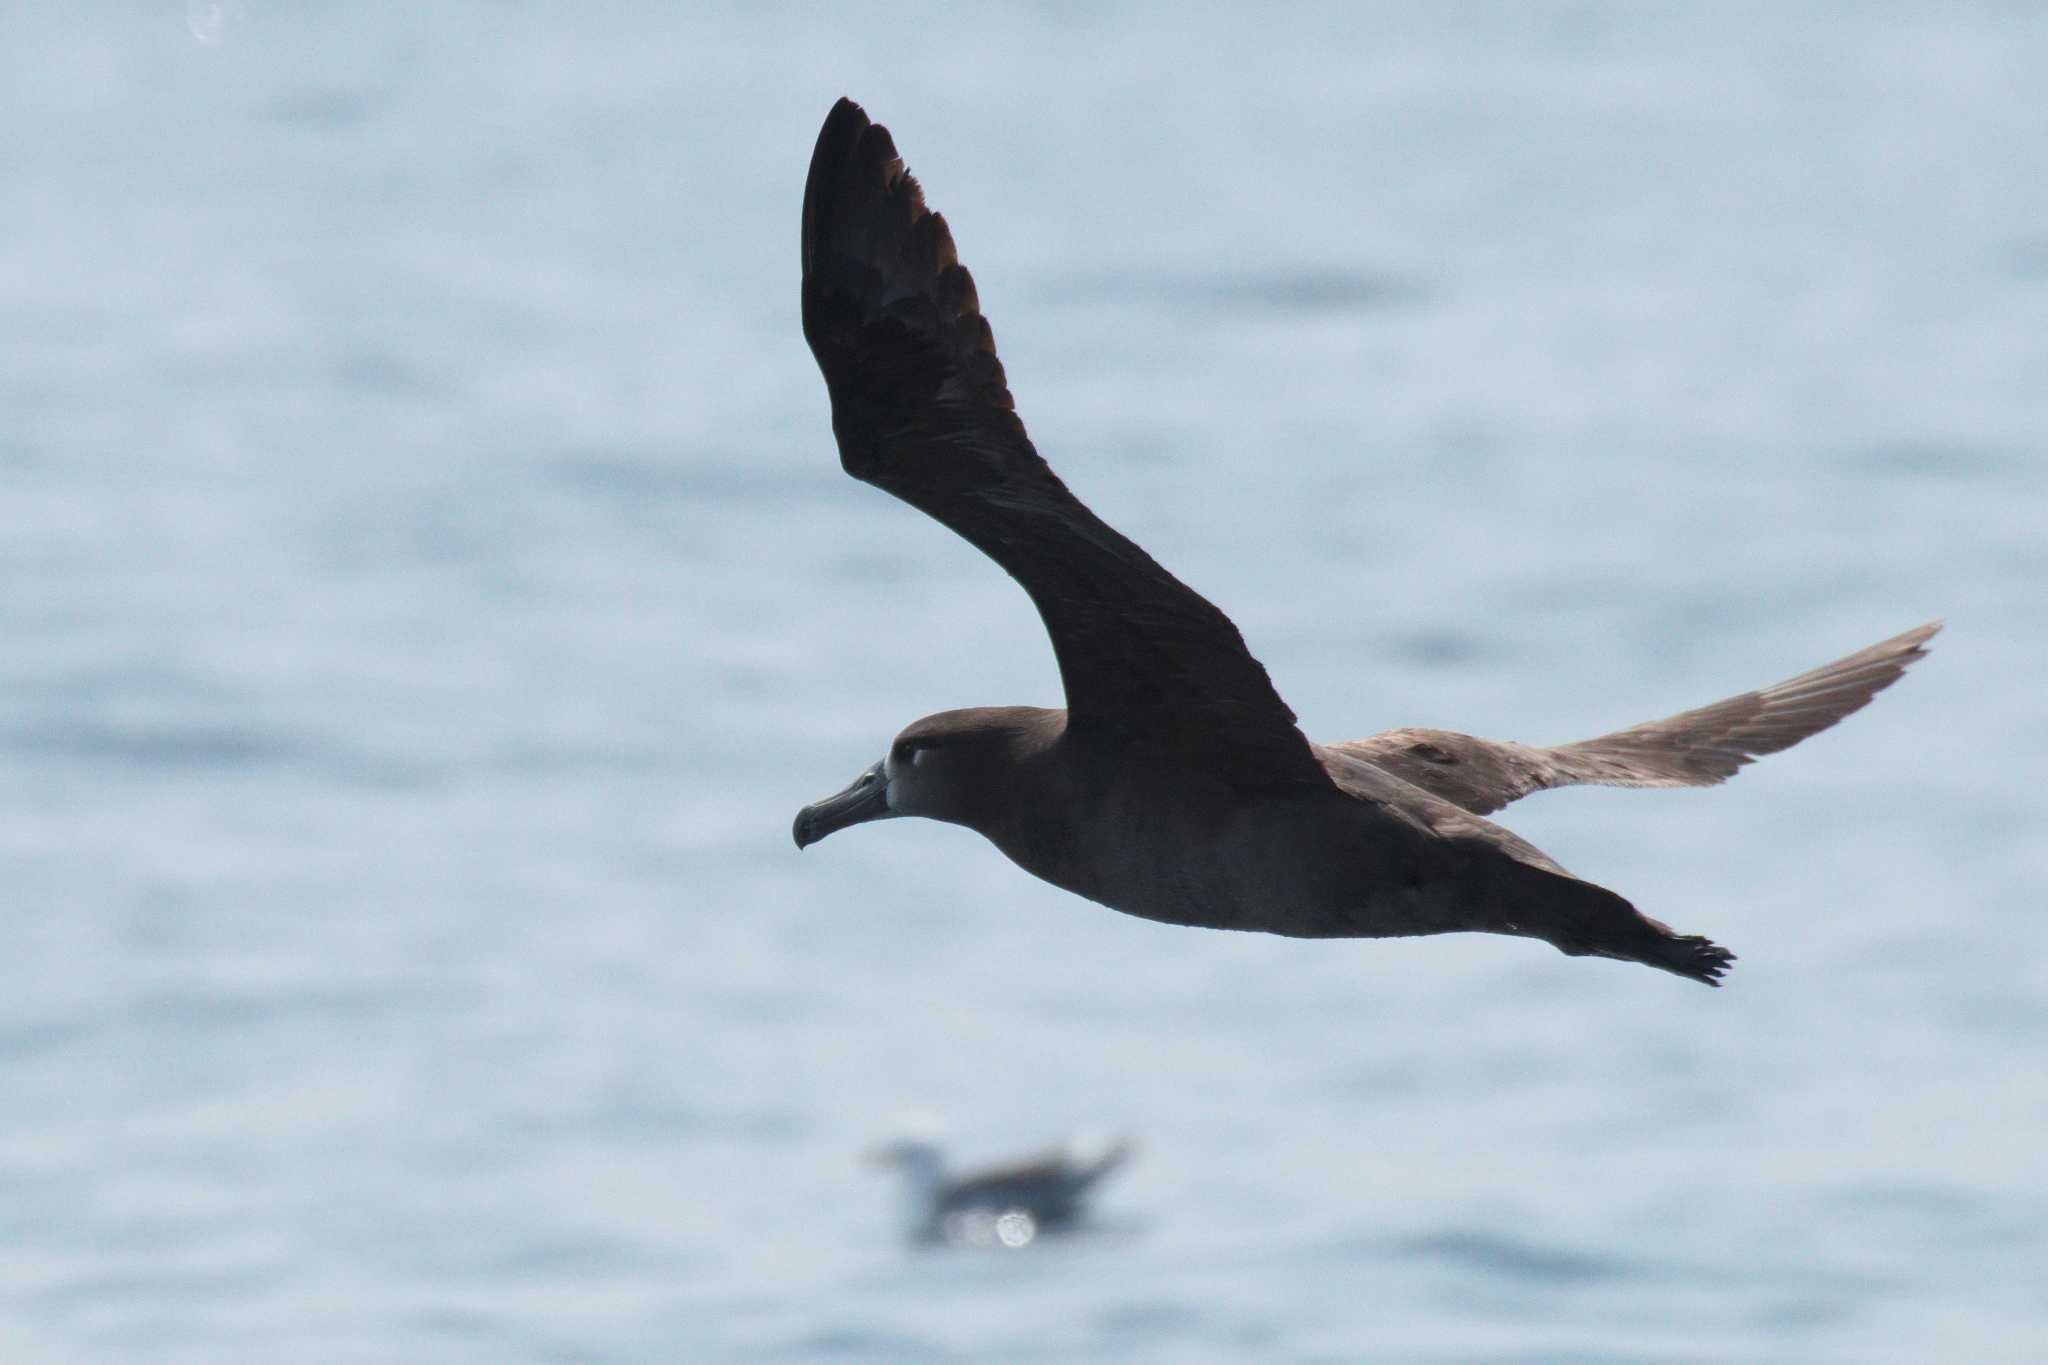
[791,97,1938,986]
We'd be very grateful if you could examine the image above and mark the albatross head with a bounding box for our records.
[792,707,1056,848]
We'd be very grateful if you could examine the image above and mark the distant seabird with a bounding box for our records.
[791,97,1938,986]
[868,1134,1135,1247]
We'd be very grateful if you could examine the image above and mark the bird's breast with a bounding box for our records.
[979,770,1379,934]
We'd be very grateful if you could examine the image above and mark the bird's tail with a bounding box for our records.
[1521,865,1736,986]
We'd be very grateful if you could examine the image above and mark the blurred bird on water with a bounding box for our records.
[867,1133,1137,1248]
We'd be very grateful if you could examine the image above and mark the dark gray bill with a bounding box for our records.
[792,759,894,848]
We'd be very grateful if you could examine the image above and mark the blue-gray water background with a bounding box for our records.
[3,4,2044,1361]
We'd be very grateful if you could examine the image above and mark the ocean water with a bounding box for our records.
[2,4,2043,1361]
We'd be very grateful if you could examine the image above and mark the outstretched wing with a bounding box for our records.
[801,98,1327,794]
[1328,621,1939,816]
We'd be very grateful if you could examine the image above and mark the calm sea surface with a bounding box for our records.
[2,4,2043,1361]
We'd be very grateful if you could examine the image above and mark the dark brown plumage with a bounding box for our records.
[792,97,1938,987]
[800,97,1324,792]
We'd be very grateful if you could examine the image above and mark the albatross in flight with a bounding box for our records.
[791,97,1937,986]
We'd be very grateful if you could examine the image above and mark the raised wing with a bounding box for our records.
[942,1138,1135,1209]
[801,98,1327,794]
[1328,621,1939,816]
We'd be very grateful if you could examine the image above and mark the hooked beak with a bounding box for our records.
[792,758,895,849]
